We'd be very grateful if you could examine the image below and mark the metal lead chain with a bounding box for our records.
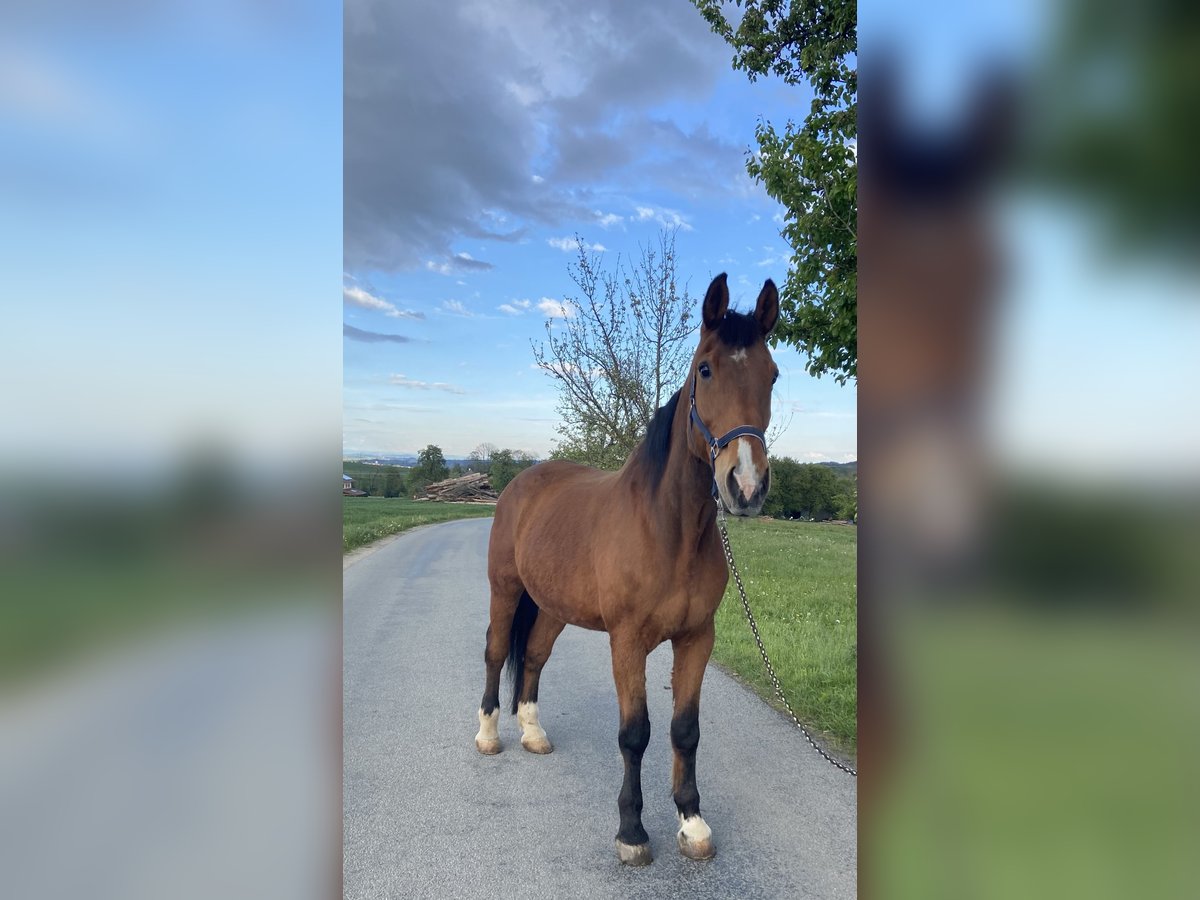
[716,503,857,777]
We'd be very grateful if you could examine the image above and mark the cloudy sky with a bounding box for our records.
[342,0,858,462]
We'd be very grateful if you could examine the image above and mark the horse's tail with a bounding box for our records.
[506,590,539,714]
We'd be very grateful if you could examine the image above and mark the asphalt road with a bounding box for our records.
[344,518,856,900]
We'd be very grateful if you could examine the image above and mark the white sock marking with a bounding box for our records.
[476,708,499,744]
[678,814,712,843]
[517,701,547,743]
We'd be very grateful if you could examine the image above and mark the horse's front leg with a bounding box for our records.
[670,622,716,860]
[609,632,652,865]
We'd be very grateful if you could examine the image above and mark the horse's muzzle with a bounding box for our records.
[723,468,769,516]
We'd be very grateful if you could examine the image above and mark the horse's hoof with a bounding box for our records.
[677,816,715,860]
[615,840,653,866]
[474,737,501,755]
[521,735,553,754]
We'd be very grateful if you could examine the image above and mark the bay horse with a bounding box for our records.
[473,273,779,866]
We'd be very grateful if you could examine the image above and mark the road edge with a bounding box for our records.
[343,516,494,571]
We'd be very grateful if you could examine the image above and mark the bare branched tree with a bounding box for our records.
[532,229,695,469]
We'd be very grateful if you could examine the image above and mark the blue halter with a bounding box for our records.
[688,372,768,501]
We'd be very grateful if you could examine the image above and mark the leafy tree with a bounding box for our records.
[468,443,496,473]
[407,444,449,495]
[834,483,857,521]
[1035,0,1200,259]
[533,229,695,468]
[490,449,519,493]
[762,457,855,519]
[805,464,843,520]
[384,469,403,498]
[488,448,539,494]
[693,0,857,383]
[762,456,802,518]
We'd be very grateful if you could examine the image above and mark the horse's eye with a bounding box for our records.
[698,362,712,379]
[772,370,779,385]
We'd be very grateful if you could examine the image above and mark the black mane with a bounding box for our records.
[637,388,681,492]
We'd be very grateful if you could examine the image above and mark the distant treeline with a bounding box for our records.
[761,457,856,521]
[344,445,538,498]
[344,453,855,519]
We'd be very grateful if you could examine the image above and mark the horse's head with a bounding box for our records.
[688,273,779,516]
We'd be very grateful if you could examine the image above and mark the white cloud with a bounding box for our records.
[389,373,466,394]
[547,236,607,253]
[595,211,623,228]
[756,247,790,268]
[343,285,425,320]
[498,298,533,315]
[633,204,693,231]
[441,299,473,317]
[537,297,575,318]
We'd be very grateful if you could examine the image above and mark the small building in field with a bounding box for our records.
[343,474,354,493]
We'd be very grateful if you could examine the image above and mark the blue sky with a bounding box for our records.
[342,0,857,462]
[0,3,342,471]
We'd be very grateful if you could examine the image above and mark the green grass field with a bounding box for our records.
[343,496,496,553]
[344,498,858,757]
[712,516,857,756]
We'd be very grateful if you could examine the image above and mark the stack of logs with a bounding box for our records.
[416,472,499,504]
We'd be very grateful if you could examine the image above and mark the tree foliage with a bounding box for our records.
[384,469,404,498]
[1036,0,1200,259]
[489,449,519,493]
[533,229,695,469]
[762,458,856,520]
[694,0,857,383]
[407,444,449,494]
[467,443,496,472]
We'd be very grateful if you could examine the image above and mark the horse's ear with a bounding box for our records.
[754,279,779,335]
[702,273,729,330]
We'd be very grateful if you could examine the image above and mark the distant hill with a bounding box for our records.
[345,456,416,468]
[344,456,483,469]
[818,461,857,478]
[343,461,409,476]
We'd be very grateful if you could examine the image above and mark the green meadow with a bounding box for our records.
[711,515,857,757]
[343,496,496,553]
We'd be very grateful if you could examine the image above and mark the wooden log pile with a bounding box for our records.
[416,472,499,504]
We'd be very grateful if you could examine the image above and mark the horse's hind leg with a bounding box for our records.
[516,612,566,754]
[670,622,716,860]
[475,581,521,755]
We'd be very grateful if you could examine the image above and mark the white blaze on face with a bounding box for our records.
[517,701,547,744]
[733,437,762,503]
[730,348,748,363]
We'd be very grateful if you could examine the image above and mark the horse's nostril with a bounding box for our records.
[726,470,740,501]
